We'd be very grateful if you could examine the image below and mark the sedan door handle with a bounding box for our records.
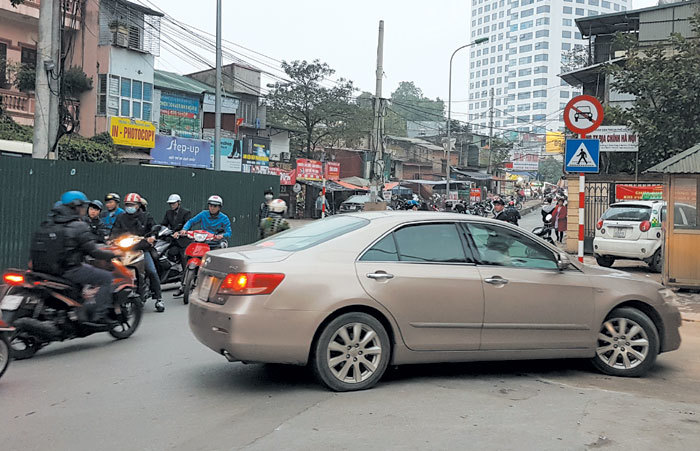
[485,277,508,285]
[366,272,394,280]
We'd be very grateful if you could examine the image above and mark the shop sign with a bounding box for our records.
[546,131,565,154]
[151,135,210,168]
[269,167,297,185]
[615,185,664,201]
[470,188,482,203]
[110,117,156,148]
[587,126,639,152]
[210,138,243,172]
[242,138,271,173]
[325,162,341,181]
[296,158,323,181]
[159,92,200,138]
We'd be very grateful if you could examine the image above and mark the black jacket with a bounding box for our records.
[494,208,519,225]
[161,207,192,232]
[84,215,107,243]
[51,205,116,270]
[259,202,270,222]
[111,210,156,251]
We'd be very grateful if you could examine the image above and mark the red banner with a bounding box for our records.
[296,158,323,181]
[615,185,664,201]
[470,188,482,203]
[325,162,341,181]
[268,167,296,185]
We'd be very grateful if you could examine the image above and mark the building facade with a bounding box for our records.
[467,0,628,135]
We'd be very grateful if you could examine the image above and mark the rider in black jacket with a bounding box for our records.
[45,192,118,323]
[111,193,164,312]
[84,200,108,243]
[162,194,191,296]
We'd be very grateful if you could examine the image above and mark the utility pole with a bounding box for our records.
[370,20,384,203]
[213,0,222,170]
[486,87,494,174]
[33,0,60,159]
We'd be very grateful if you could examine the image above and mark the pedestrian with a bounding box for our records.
[315,192,329,219]
[553,198,568,243]
[259,187,274,238]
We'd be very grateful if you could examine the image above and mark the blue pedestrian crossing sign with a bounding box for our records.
[565,139,600,173]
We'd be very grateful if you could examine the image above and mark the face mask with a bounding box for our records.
[265,194,273,201]
[125,206,138,214]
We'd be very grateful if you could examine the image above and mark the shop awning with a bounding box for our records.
[451,168,493,181]
[336,180,369,191]
[297,180,354,192]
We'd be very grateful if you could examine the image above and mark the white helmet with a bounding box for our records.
[167,194,181,203]
[207,195,223,206]
[268,198,287,214]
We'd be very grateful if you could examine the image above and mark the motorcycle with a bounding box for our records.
[532,214,555,245]
[0,251,142,360]
[151,226,184,285]
[181,230,227,305]
[113,235,150,305]
[0,313,14,380]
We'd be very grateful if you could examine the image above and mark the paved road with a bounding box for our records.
[2,210,700,450]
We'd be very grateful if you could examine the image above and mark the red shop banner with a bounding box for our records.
[325,162,341,181]
[295,158,323,181]
[615,185,664,201]
[470,188,482,202]
[269,167,296,186]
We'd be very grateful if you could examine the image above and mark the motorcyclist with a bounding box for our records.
[162,194,192,297]
[100,193,124,234]
[84,200,107,243]
[506,200,521,226]
[493,198,518,225]
[541,197,556,225]
[260,199,291,238]
[176,195,232,242]
[258,188,274,238]
[37,191,119,323]
[110,193,165,313]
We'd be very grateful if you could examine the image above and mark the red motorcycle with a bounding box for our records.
[181,230,227,305]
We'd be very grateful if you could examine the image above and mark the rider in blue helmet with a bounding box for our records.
[30,191,119,323]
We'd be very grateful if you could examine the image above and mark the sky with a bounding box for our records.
[148,0,659,119]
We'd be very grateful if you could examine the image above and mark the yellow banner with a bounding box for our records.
[545,131,565,154]
[109,117,156,148]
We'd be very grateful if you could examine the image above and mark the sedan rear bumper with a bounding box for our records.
[188,296,323,365]
[593,237,660,259]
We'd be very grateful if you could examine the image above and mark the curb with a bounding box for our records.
[681,311,700,322]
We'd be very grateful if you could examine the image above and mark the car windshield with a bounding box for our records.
[257,216,369,251]
[602,205,652,222]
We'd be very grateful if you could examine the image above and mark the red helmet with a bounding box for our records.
[508,200,515,206]
[124,193,142,204]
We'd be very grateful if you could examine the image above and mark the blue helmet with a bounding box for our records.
[89,199,104,210]
[60,190,89,207]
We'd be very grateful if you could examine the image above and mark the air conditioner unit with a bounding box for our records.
[613,50,626,59]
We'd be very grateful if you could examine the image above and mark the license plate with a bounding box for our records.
[0,294,24,311]
[613,228,627,238]
[199,276,214,300]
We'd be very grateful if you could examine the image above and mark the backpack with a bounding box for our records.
[30,220,67,275]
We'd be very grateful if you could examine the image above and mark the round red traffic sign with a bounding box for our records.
[563,95,604,136]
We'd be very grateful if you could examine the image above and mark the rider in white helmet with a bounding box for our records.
[260,199,290,238]
[178,195,231,241]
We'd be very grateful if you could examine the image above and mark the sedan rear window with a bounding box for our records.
[602,205,651,222]
[257,216,369,251]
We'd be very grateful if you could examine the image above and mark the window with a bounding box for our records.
[671,178,699,230]
[532,114,546,121]
[535,41,549,50]
[564,6,572,13]
[132,80,142,100]
[560,91,570,98]
[519,56,532,65]
[392,224,471,263]
[106,75,154,120]
[121,99,130,117]
[520,20,533,29]
[563,18,573,26]
[535,30,549,39]
[518,80,532,88]
[97,74,107,115]
[360,235,399,262]
[467,223,557,269]
[533,78,548,86]
[108,75,119,116]
[0,43,7,89]
[602,1,611,8]
[576,8,584,15]
[534,53,548,62]
[533,90,546,97]
[562,31,572,38]
[520,32,533,41]
[518,92,531,99]
[536,5,550,13]
[536,17,550,26]
[263,216,369,251]
[521,8,534,18]
[532,102,546,109]
[519,44,532,52]
[562,43,572,51]
[519,68,532,76]
[20,46,37,67]
[517,103,530,111]
[534,66,548,74]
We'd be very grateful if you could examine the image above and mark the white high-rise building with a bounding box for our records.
[467,0,629,135]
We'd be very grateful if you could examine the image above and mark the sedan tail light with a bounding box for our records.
[596,219,603,230]
[218,273,285,296]
[640,220,651,232]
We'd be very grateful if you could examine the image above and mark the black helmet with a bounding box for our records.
[89,200,104,211]
[105,193,121,203]
[544,197,552,203]
[264,187,274,195]
[493,198,505,206]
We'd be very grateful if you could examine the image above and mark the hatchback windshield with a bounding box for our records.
[257,216,369,251]
[602,205,652,222]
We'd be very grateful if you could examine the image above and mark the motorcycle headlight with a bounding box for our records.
[194,232,208,242]
[117,237,137,249]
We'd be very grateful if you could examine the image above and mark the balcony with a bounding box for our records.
[0,88,35,125]
[0,0,82,30]
[98,0,162,56]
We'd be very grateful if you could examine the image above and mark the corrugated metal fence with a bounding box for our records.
[0,157,277,271]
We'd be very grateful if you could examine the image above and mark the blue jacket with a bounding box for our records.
[100,207,125,231]
[183,210,232,238]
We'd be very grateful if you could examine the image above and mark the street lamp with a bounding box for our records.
[446,37,489,199]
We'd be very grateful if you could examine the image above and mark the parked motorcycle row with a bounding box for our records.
[0,224,222,380]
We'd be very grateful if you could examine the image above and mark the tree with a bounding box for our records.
[604,17,700,171]
[539,157,564,184]
[560,46,590,73]
[487,138,512,172]
[266,60,356,156]
[390,81,445,123]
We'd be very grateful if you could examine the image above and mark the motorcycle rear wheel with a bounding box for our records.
[183,268,196,305]
[0,335,11,379]
[9,332,42,360]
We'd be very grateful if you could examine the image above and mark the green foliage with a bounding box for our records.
[7,62,36,92]
[0,113,33,142]
[266,60,356,156]
[487,138,513,172]
[390,81,445,122]
[604,16,700,171]
[58,133,118,163]
[538,157,564,184]
[62,66,93,98]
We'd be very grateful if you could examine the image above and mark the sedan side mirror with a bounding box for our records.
[557,252,572,271]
